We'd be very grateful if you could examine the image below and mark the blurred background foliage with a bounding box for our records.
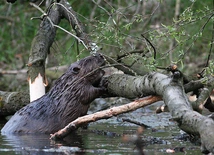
[0,0,213,91]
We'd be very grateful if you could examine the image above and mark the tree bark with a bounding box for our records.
[3,0,214,153]
[27,0,97,101]
[0,91,29,116]
[27,2,61,101]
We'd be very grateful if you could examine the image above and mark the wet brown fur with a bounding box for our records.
[1,54,106,134]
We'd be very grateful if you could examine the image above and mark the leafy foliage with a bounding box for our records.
[0,0,213,77]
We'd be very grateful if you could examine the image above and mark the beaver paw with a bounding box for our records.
[99,77,108,88]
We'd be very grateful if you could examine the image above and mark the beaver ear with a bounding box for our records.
[72,67,80,74]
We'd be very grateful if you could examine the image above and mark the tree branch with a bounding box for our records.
[50,96,161,140]
[0,91,29,116]
[58,0,100,53]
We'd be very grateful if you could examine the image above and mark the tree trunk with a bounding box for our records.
[27,0,97,101]
[27,2,61,101]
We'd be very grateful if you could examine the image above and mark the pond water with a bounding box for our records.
[0,111,202,155]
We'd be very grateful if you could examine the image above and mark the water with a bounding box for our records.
[0,119,202,155]
[0,101,202,154]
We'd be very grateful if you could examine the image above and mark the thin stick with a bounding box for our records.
[141,34,156,60]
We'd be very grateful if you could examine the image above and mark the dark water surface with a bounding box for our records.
[0,110,202,155]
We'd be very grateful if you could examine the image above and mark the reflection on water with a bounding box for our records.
[0,123,139,155]
[0,113,202,155]
[0,132,85,155]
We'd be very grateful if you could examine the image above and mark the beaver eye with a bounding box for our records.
[72,67,80,74]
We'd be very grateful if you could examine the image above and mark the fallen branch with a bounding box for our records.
[0,91,29,116]
[106,72,214,154]
[121,118,151,128]
[50,95,161,140]
[0,69,27,75]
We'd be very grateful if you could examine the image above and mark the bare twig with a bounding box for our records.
[168,0,180,62]
[92,0,111,17]
[182,12,214,60]
[205,11,214,68]
[117,49,148,61]
[122,118,151,128]
[141,34,156,60]
[103,54,138,76]
[0,69,27,74]
[90,0,102,20]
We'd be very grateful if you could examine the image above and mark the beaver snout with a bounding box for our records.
[93,53,105,66]
[92,69,105,87]
[92,53,106,86]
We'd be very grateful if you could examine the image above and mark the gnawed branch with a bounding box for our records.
[50,96,161,140]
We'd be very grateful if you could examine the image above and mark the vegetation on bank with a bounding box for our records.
[0,0,213,91]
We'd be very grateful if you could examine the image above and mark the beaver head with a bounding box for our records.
[66,53,105,87]
[1,53,107,134]
[51,53,106,102]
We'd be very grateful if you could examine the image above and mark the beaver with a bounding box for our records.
[1,53,106,134]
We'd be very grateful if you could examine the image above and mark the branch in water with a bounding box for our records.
[50,96,161,140]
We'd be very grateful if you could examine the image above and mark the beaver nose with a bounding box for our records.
[98,53,104,59]
[94,53,105,66]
